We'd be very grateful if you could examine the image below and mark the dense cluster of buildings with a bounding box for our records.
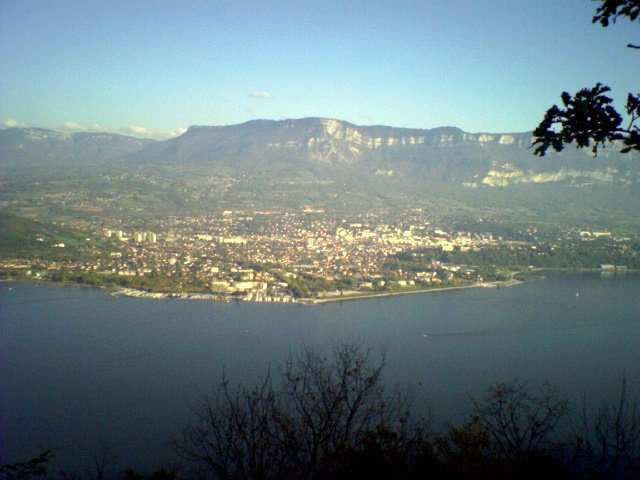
[88,211,503,299]
[3,209,635,302]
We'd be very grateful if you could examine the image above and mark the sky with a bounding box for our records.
[1,0,638,139]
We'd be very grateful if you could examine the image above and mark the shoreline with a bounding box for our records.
[8,266,638,304]
[1,276,523,304]
[108,278,524,304]
[300,279,523,305]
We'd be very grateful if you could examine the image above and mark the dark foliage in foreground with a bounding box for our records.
[174,343,428,480]
[533,0,640,157]
[3,345,639,480]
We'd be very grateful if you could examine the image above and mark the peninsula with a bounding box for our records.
[2,208,635,305]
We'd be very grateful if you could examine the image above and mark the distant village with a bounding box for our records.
[2,208,635,303]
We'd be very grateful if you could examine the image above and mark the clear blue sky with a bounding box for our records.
[1,0,638,138]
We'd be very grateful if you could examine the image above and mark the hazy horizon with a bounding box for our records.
[2,0,638,139]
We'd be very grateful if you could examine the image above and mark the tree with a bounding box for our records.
[470,380,570,462]
[533,0,640,156]
[435,417,498,479]
[174,343,427,480]
[174,372,285,480]
[0,449,54,480]
[573,378,640,480]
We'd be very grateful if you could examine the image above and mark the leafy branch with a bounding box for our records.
[533,84,640,156]
[533,0,640,157]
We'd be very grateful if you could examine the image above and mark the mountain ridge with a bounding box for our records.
[1,118,638,189]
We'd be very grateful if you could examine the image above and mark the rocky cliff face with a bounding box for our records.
[1,118,637,188]
[257,118,533,165]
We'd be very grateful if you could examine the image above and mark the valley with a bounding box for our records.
[1,118,639,301]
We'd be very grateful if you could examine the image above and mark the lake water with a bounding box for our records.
[1,272,639,472]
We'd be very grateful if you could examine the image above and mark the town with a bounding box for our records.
[2,207,637,303]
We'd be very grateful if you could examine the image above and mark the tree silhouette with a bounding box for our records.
[0,449,54,480]
[533,0,640,156]
[470,380,569,462]
[573,378,640,480]
[4,375,638,479]
[174,343,427,480]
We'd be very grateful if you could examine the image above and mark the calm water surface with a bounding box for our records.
[1,272,639,471]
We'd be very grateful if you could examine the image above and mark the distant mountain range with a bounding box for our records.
[1,117,638,189]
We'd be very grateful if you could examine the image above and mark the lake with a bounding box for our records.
[1,272,639,473]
